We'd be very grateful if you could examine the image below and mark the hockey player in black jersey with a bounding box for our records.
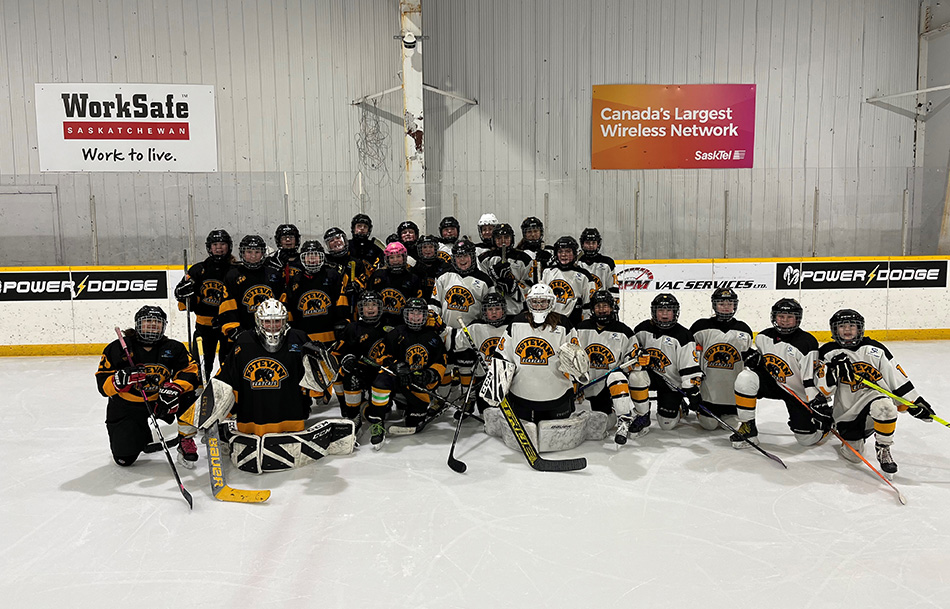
[413,234,452,299]
[477,223,532,315]
[365,241,424,329]
[397,220,420,252]
[540,236,597,326]
[175,228,234,378]
[733,298,829,449]
[282,241,351,349]
[806,309,935,474]
[349,213,384,273]
[689,288,754,432]
[577,227,620,300]
[324,226,371,314]
[264,223,304,291]
[96,306,200,468]
[332,290,389,430]
[633,293,704,432]
[219,234,278,347]
[367,298,448,449]
[517,216,554,283]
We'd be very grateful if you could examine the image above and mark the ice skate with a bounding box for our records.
[729,420,758,449]
[177,435,198,469]
[875,443,897,477]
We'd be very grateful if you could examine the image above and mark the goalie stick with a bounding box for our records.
[114,327,193,509]
[196,337,271,504]
[770,378,906,505]
[460,322,587,473]
[651,369,787,469]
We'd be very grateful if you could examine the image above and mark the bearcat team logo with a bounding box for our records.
[405,345,429,370]
[548,279,575,304]
[444,286,475,312]
[704,344,740,369]
[842,361,882,393]
[381,288,406,314]
[645,348,672,372]
[299,290,332,317]
[585,344,616,370]
[591,275,603,291]
[201,279,226,307]
[437,251,451,263]
[515,337,555,365]
[764,355,794,383]
[243,358,289,389]
[367,339,386,363]
[479,336,501,360]
[242,285,274,312]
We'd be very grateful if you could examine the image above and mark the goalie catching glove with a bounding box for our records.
[557,342,590,381]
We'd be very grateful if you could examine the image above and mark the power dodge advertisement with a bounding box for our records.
[0,271,167,301]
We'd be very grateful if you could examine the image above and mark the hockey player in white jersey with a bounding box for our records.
[689,288,753,431]
[436,216,460,263]
[540,236,597,326]
[633,293,704,432]
[576,227,619,301]
[517,216,553,284]
[477,223,532,315]
[474,213,498,259]
[733,298,830,449]
[445,292,509,413]
[575,291,650,440]
[807,309,936,474]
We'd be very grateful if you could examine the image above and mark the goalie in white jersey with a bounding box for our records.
[806,309,936,475]
[733,298,830,449]
[689,288,753,431]
[633,293,704,432]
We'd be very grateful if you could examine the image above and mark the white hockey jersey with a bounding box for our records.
[577,253,619,297]
[575,318,639,396]
[477,247,531,315]
[751,327,819,402]
[540,265,596,321]
[690,317,753,406]
[633,320,703,390]
[495,312,579,402]
[447,319,507,377]
[429,269,495,329]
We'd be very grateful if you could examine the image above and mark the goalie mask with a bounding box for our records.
[481,292,507,327]
[239,234,266,269]
[771,298,803,334]
[402,297,429,331]
[651,293,680,329]
[299,240,326,274]
[526,283,556,324]
[711,287,738,322]
[255,298,289,352]
[134,305,167,344]
[830,309,865,348]
[590,290,616,325]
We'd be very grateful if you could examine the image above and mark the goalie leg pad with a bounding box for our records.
[538,411,590,452]
[197,378,236,430]
[483,407,539,452]
[227,419,356,473]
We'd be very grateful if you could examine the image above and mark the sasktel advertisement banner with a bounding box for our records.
[592,84,755,169]
[35,83,217,172]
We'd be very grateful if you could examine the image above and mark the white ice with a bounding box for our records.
[2,342,949,609]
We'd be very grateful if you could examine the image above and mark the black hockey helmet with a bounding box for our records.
[771,298,803,334]
[205,229,232,262]
[239,234,266,269]
[830,309,865,347]
[324,227,349,256]
[579,227,602,255]
[590,289,616,324]
[452,239,477,273]
[651,293,680,329]
[385,233,400,245]
[397,220,419,243]
[274,224,300,249]
[416,234,439,261]
[351,213,373,237]
[134,305,167,344]
[439,216,460,241]
[711,287,739,322]
[492,223,515,248]
[356,289,383,324]
[299,240,325,273]
[481,292,507,327]
[403,297,429,331]
[553,235,579,268]
[521,216,544,243]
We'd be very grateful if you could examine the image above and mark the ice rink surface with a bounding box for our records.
[2,342,949,609]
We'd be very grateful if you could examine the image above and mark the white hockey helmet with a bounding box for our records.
[526,283,556,324]
[478,213,498,227]
[255,298,289,352]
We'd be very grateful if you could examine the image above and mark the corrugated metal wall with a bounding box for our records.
[0,0,925,264]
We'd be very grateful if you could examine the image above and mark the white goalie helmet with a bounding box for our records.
[255,298,289,352]
[526,283,556,324]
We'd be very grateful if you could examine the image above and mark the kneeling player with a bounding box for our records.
[96,306,200,468]
[332,290,388,430]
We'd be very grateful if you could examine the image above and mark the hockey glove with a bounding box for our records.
[113,366,147,392]
[911,396,935,421]
[340,354,358,374]
[825,354,855,386]
[174,278,196,301]
[333,322,348,338]
[808,394,834,432]
[742,349,762,371]
[417,367,441,388]
[395,362,412,387]
[682,385,702,411]
[154,382,183,419]
[634,348,651,368]
[426,310,446,334]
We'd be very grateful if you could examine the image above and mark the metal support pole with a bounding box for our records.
[633,185,640,259]
[401,0,426,231]
[902,189,910,255]
[89,194,99,265]
[723,189,730,258]
[187,193,196,261]
[811,187,819,257]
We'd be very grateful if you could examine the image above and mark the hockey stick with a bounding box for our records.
[183,249,198,360]
[196,337,271,503]
[770,380,906,505]
[855,377,949,428]
[114,327,193,509]
[460,322,587,472]
[573,358,637,397]
[447,365,478,473]
[651,369,787,469]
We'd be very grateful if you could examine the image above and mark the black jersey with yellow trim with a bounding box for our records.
[177,256,233,326]
[96,334,199,403]
[219,264,279,337]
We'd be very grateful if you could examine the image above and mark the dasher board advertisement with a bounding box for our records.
[35,83,218,172]
[592,84,756,169]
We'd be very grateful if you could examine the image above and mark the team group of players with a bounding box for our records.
[95,212,938,477]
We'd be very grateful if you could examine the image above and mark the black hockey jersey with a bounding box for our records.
[364,268,424,329]
[282,268,351,344]
[97,333,199,404]
[218,264,279,338]
[177,256,233,327]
